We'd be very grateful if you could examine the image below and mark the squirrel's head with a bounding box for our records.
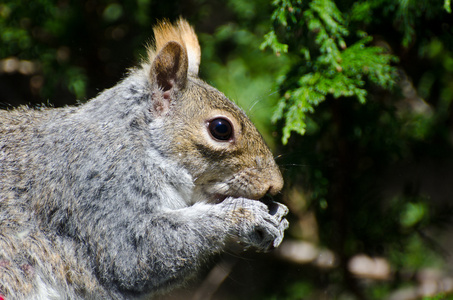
[146,19,283,203]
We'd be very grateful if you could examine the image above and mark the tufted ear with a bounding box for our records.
[149,41,188,115]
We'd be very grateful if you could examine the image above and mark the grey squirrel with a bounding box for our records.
[0,19,288,299]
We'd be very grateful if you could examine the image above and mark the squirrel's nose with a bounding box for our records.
[267,183,282,196]
[266,168,284,196]
[254,154,284,197]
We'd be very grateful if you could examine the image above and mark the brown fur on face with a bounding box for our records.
[158,77,283,203]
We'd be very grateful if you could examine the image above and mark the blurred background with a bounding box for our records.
[2,0,453,299]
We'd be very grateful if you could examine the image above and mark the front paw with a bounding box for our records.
[221,197,289,252]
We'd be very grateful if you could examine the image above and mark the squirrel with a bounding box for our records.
[0,19,288,299]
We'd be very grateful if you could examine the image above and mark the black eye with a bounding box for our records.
[208,118,233,141]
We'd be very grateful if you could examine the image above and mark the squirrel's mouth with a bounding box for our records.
[212,194,273,204]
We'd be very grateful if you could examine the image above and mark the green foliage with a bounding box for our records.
[400,201,428,228]
[0,0,89,99]
[262,0,397,143]
[267,281,314,300]
[424,294,453,300]
[445,0,452,13]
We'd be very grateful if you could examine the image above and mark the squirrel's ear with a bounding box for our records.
[149,41,188,115]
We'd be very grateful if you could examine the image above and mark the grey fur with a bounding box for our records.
[0,20,288,299]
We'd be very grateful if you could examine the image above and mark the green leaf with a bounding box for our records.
[260,30,289,55]
[400,202,428,228]
[445,0,452,13]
